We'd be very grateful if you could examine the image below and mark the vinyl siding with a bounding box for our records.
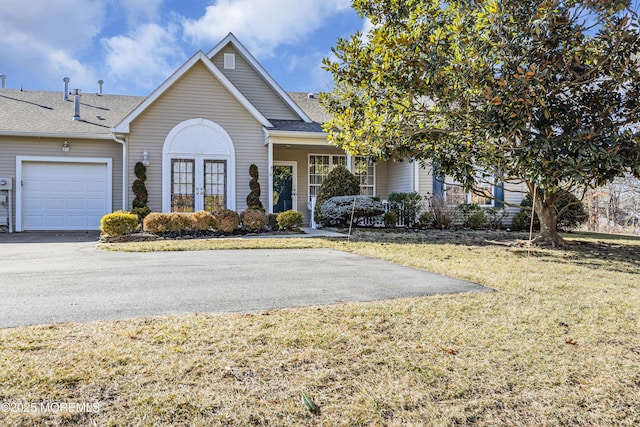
[126,61,267,213]
[212,45,300,120]
[0,136,123,229]
[386,160,414,193]
[418,163,434,198]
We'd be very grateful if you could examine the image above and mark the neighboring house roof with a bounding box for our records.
[0,88,144,138]
[286,92,332,124]
[114,50,272,133]
[208,33,313,123]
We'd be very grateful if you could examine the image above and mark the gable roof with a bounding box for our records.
[0,88,144,138]
[113,50,272,133]
[208,33,312,123]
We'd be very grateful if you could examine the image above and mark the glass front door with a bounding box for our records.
[273,162,297,213]
[171,158,226,212]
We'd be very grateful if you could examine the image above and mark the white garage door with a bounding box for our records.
[22,161,109,230]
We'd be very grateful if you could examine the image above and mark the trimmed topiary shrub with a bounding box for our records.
[215,209,241,233]
[192,211,215,231]
[277,210,303,231]
[241,209,267,232]
[132,161,149,210]
[320,195,385,227]
[100,211,139,236]
[246,164,264,211]
[384,210,398,228]
[166,213,194,232]
[314,165,360,226]
[143,213,168,233]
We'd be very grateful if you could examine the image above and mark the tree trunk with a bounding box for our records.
[531,190,567,247]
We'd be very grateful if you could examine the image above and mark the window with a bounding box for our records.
[224,53,235,69]
[354,156,375,196]
[308,154,346,200]
[444,175,494,207]
[171,159,195,212]
[204,160,226,212]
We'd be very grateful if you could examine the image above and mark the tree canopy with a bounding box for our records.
[322,0,640,245]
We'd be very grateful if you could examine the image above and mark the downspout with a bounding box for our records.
[264,127,273,214]
[111,131,128,212]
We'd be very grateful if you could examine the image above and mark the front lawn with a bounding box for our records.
[1,230,639,425]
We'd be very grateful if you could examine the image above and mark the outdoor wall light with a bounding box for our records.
[142,150,149,166]
[62,140,70,152]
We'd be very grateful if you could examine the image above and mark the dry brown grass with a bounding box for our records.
[1,230,639,426]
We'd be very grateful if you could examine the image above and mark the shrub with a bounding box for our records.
[388,192,423,227]
[314,165,360,226]
[466,211,487,230]
[429,195,455,229]
[320,195,385,227]
[458,203,482,228]
[143,212,168,233]
[267,213,279,231]
[142,212,194,233]
[485,207,507,230]
[515,190,588,231]
[246,164,264,211]
[384,210,398,228]
[241,209,267,232]
[100,211,139,236]
[192,211,215,231]
[166,213,194,232]
[511,210,530,232]
[132,206,151,221]
[418,211,434,229]
[215,209,240,233]
[132,161,148,210]
[277,210,304,231]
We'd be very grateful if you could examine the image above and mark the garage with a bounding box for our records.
[19,159,112,231]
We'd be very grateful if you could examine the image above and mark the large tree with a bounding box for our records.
[322,0,640,246]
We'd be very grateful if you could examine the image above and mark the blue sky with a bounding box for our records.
[0,0,365,96]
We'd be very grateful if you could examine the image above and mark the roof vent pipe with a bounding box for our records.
[63,77,70,101]
[1,75,6,88]
[72,89,82,121]
[98,79,103,95]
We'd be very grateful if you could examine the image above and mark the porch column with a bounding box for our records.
[346,153,353,172]
[267,135,274,214]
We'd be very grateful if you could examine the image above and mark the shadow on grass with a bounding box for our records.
[346,228,640,275]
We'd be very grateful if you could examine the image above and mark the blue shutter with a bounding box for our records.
[432,163,444,197]
[494,175,504,207]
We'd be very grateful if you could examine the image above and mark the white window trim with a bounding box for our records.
[354,155,376,196]
[15,156,113,232]
[308,154,346,201]
[444,175,495,207]
[224,53,236,69]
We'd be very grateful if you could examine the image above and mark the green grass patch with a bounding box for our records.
[1,231,639,425]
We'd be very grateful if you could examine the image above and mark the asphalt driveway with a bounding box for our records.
[0,232,491,328]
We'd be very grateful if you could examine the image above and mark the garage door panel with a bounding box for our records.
[22,161,109,231]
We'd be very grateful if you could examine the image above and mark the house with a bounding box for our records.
[0,33,525,233]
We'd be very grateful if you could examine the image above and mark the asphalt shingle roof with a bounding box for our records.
[0,89,145,135]
[0,89,329,136]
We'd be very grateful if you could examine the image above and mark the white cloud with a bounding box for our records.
[102,23,185,91]
[116,0,164,27]
[0,0,106,90]
[182,0,352,58]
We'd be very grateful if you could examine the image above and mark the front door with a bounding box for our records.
[273,161,297,213]
[171,158,226,212]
